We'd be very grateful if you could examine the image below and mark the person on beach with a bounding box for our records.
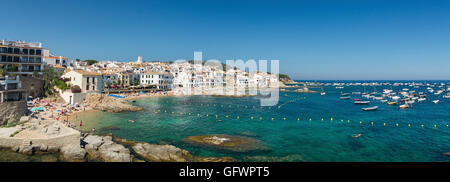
[80,120,83,127]
[92,128,96,133]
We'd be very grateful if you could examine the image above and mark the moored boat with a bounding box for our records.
[362,106,378,111]
[340,96,351,100]
[355,101,370,104]
[387,101,397,105]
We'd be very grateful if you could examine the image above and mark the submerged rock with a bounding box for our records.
[244,154,306,162]
[184,134,269,152]
[101,126,120,131]
[194,157,235,162]
[131,142,193,162]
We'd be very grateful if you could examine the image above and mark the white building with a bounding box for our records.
[140,71,173,90]
[60,70,104,104]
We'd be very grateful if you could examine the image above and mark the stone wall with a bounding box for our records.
[19,75,45,98]
[0,101,28,126]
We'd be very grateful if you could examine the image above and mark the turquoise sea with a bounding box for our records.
[75,81,450,162]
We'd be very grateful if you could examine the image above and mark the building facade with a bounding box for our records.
[0,40,45,75]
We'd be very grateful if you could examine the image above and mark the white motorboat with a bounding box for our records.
[362,106,378,111]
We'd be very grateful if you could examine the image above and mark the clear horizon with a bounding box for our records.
[2,0,450,80]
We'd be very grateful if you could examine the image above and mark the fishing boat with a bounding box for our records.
[399,103,409,109]
[340,96,351,100]
[418,98,426,102]
[362,106,378,111]
[387,101,397,105]
[355,101,370,104]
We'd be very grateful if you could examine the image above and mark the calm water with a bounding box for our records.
[74,82,450,162]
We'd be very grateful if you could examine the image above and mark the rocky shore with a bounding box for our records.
[83,93,143,112]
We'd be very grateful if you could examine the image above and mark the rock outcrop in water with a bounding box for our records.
[244,154,306,162]
[184,134,269,152]
[82,134,132,162]
[83,93,142,112]
[131,142,193,162]
[60,144,87,162]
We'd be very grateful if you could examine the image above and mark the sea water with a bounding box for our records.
[74,81,450,162]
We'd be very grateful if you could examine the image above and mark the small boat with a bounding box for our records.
[362,106,378,111]
[387,101,397,105]
[341,93,350,96]
[355,101,370,104]
[443,95,450,99]
[320,92,326,96]
[352,134,362,138]
[340,96,351,100]
[418,98,426,102]
[399,104,409,109]
[432,100,440,104]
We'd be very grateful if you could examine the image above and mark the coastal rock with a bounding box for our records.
[83,135,104,150]
[47,145,59,153]
[131,142,193,162]
[443,152,450,156]
[11,146,20,152]
[194,157,235,162]
[0,101,28,126]
[184,134,269,152]
[83,93,143,112]
[60,144,87,162]
[98,139,132,162]
[18,145,34,155]
[19,116,31,123]
[39,144,48,152]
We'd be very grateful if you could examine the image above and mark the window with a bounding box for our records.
[7,48,13,54]
[22,57,28,62]
[29,49,35,55]
[0,56,5,62]
[36,50,41,55]
[86,85,89,90]
[13,56,19,62]
[29,57,34,63]
[0,47,6,53]
[86,77,90,83]
[22,49,28,54]
[7,56,12,62]
[13,48,20,54]
[36,57,41,63]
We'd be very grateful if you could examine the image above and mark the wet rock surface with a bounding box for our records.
[184,134,269,152]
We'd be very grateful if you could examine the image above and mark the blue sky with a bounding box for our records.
[1,0,450,80]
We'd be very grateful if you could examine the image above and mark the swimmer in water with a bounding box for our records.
[352,134,362,138]
[217,120,222,122]
[129,120,135,123]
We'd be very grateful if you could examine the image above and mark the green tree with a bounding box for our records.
[0,68,4,77]
[41,67,63,96]
[32,71,39,77]
[83,59,98,65]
